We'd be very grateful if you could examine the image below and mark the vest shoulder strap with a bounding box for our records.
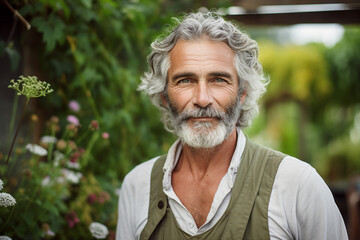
[139,155,167,240]
[222,139,284,240]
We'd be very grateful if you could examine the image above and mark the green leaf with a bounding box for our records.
[32,14,66,53]
[82,67,103,85]
[80,0,93,9]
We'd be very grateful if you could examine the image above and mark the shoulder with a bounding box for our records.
[122,156,159,188]
[272,155,332,207]
[269,156,348,239]
[274,156,333,200]
[116,156,160,239]
[275,155,314,186]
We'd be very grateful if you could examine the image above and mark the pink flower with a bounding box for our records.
[69,148,85,163]
[98,191,110,204]
[70,152,80,163]
[89,120,99,130]
[65,211,79,228]
[102,132,109,139]
[67,115,80,126]
[68,100,80,112]
[87,193,98,204]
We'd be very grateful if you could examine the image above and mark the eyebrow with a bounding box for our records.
[171,72,196,82]
[208,72,232,79]
[171,72,233,82]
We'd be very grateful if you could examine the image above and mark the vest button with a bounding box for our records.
[158,200,164,209]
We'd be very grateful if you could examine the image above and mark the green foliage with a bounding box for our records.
[0,111,116,238]
[16,0,175,180]
[245,102,301,157]
[250,41,333,160]
[248,31,360,181]
[32,14,66,53]
[1,0,183,238]
[259,41,331,104]
[326,27,360,106]
[0,157,69,238]
[314,135,360,181]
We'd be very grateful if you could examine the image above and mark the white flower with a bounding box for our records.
[56,176,66,184]
[67,161,80,169]
[0,236,13,240]
[26,144,47,156]
[45,229,55,237]
[41,176,51,186]
[40,135,57,144]
[0,193,16,207]
[89,222,109,239]
[0,179,3,191]
[61,169,82,184]
[54,151,66,166]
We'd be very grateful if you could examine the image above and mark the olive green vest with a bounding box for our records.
[140,139,285,240]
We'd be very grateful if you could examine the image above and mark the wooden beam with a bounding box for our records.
[227,4,360,25]
[232,0,360,7]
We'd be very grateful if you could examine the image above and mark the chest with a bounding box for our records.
[171,173,222,227]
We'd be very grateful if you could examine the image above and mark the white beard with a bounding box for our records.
[166,91,241,149]
[177,120,228,149]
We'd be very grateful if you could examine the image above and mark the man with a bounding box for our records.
[116,12,348,239]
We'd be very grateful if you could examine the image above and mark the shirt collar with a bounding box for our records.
[162,127,246,190]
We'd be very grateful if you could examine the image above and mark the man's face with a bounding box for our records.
[164,38,241,148]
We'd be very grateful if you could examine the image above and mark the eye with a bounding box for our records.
[178,78,191,84]
[214,78,226,83]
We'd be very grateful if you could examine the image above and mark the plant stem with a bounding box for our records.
[47,127,55,162]
[84,88,101,122]
[81,131,99,167]
[6,98,29,164]
[2,0,31,30]
[8,94,19,141]
[76,130,90,145]
[0,205,16,233]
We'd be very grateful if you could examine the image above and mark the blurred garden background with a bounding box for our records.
[0,0,359,239]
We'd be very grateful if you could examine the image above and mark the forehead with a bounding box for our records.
[169,38,236,72]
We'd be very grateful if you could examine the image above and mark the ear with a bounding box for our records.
[240,91,247,104]
[161,93,168,108]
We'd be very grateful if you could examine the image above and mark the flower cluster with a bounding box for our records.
[65,211,80,228]
[87,191,110,204]
[0,236,12,240]
[0,179,16,208]
[8,75,53,100]
[25,143,47,156]
[89,222,109,239]
[0,193,16,208]
[1,96,115,239]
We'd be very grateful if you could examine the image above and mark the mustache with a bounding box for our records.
[174,106,226,122]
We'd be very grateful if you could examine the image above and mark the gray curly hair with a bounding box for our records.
[138,11,268,132]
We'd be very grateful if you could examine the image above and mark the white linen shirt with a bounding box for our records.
[116,129,348,240]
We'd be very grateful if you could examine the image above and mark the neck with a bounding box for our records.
[176,127,238,179]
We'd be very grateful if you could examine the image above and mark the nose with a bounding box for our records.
[193,81,213,108]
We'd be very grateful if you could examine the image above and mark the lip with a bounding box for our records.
[190,117,215,121]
